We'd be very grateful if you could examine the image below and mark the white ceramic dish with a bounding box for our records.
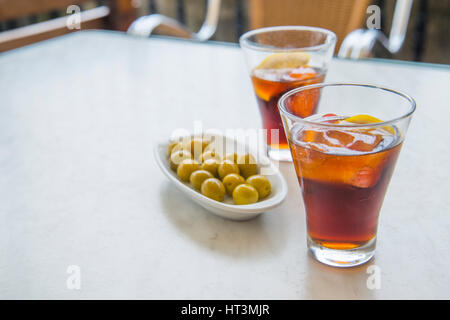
[154,135,288,221]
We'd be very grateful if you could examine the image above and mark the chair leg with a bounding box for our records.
[107,0,137,31]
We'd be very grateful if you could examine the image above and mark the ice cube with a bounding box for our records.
[287,88,320,118]
[347,130,383,152]
[324,130,355,147]
[292,125,389,188]
[349,166,381,188]
[288,66,316,81]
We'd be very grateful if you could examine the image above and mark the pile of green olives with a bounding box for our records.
[168,137,271,205]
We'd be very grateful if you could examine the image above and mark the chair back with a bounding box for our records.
[0,0,136,52]
[249,0,372,51]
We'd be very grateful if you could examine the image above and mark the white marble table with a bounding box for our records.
[0,30,449,299]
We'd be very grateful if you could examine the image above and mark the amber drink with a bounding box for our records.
[279,84,416,267]
[291,117,402,250]
[251,67,325,149]
[240,26,336,161]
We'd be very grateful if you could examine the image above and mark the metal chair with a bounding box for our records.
[0,0,137,52]
[127,0,221,41]
[127,0,413,60]
[338,0,413,59]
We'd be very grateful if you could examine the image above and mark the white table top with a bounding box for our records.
[1,30,449,299]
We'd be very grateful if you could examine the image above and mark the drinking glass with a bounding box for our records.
[240,26,336,161]
[278,83,416,267]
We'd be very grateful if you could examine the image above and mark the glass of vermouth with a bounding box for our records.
[240,26,336,161]
[278,83,416,267]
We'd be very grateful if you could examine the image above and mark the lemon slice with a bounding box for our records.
[255,52,310,70]
[345,114,395,135]
[345,115,382,124]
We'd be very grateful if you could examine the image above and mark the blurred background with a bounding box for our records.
[0,0,449,64]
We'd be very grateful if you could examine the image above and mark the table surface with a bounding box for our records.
[1,30,449,299]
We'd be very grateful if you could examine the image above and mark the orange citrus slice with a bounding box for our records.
[255,52,310,70]
[345,114,395,135]
[345,114,382,124]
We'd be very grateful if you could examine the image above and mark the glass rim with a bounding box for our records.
[278,83,416,128]
[239,26,337,52]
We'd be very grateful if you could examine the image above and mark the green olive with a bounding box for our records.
[237,154,258,179]
[203,142,216,153]
[218,160,240,180]
[188,138,210,158]
[190,170,213,190]
[170,149,192,171]
[170,141,190,155]
[198,150,221,163]
[168,141,181,155]
[224,152,238,163]
[222,173,245,196]
[200,159,219,177]
[201,178,226,202]
[177,159,200,182]
[232,184,259,205]
[246,175,271,198]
